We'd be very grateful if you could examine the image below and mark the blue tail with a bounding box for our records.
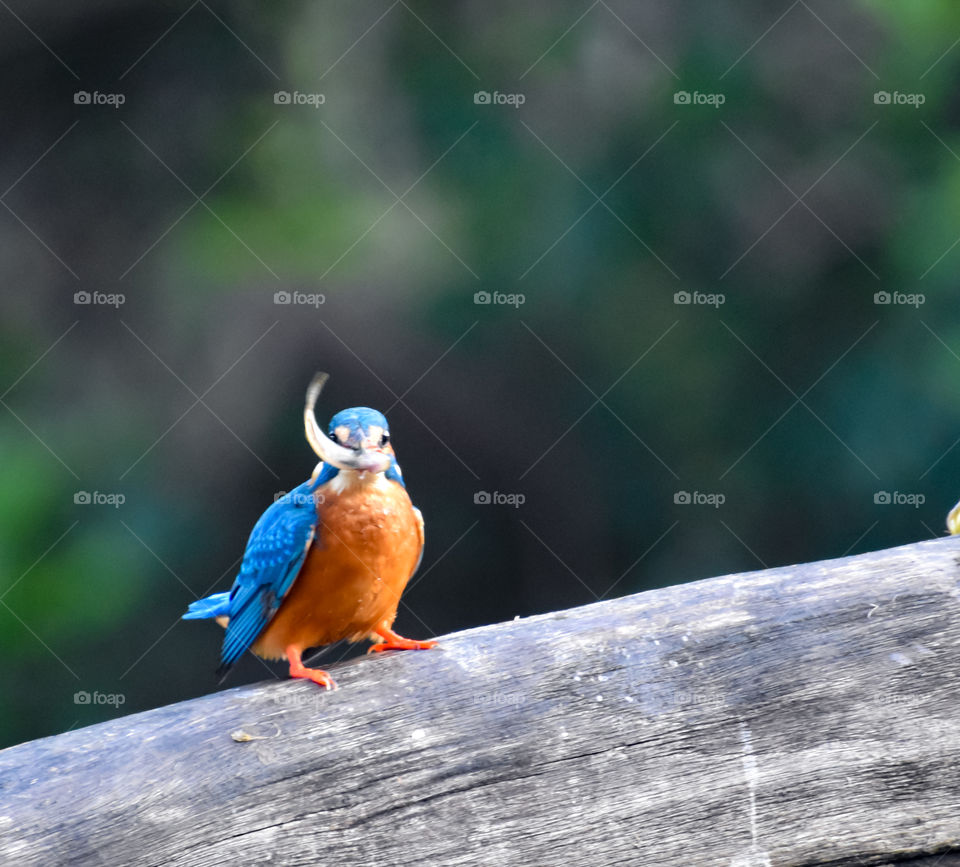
[182,592,231,620]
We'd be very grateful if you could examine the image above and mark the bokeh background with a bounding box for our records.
[2,0,959,749]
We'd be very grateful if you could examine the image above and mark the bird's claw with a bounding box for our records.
[285,645,337,689]
[368,628,438,653]
[291,667,337,689]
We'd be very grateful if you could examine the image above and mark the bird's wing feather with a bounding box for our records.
[182,592,231,620]
[217,481,319,675]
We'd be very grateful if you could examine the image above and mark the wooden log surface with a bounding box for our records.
[4,536,960,866]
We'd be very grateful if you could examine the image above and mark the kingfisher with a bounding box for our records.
[183,372,436,689]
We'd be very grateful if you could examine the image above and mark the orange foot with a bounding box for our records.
[368,625,438,654]
[285,645,337,690]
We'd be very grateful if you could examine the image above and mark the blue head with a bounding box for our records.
[314,406,404,488]
[327,407,391,452]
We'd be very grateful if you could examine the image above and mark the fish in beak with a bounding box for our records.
[303,373,393,480]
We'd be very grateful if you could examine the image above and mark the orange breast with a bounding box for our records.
[252,472,423,660]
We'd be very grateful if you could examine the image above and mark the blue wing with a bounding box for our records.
[183,592,231,620]
[216,479,321,676]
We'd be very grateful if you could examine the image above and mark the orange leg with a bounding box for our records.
[368,624,438,653]
[285,645,337,690]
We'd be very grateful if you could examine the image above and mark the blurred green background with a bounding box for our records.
[2,0,959,749]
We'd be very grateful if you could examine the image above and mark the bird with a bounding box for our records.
[183,372,436,689]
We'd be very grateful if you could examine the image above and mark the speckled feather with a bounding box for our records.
[215,480,321,675]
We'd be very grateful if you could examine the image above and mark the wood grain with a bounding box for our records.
[4,536,960,866]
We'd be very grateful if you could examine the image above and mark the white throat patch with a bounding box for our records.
[327,468,392,495]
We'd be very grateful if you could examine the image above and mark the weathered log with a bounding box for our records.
[4,536,960,866]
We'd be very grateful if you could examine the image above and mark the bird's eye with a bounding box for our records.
[380,433,390,446]
[329,433,338,442]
